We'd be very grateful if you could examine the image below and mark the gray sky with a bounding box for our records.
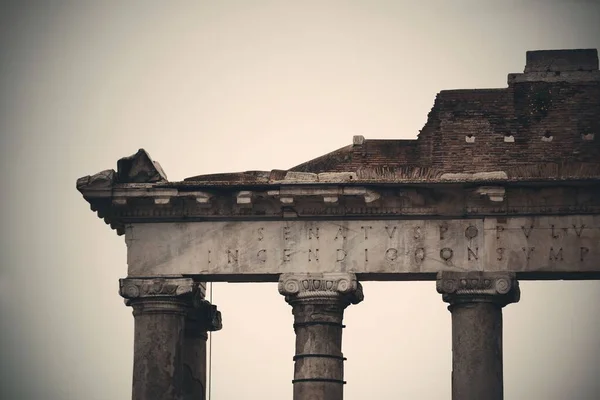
[1,1,599,399]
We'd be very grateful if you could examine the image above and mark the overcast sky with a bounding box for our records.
[1,1,600,399]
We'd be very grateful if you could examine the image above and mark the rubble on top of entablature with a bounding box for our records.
[280,171,318,182]
[116,149,168,184]
[355,166,442,181]
[440,171,509,181]
[504,162,600,180]
[183,170,272,183]
[272,171,358,183]
[76,169,115,191]
[182,169,361,184]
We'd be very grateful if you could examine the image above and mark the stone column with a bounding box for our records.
[278,273,364,400]
[119,277,203,400]
[436,271,520,400]
[182,296,222,400]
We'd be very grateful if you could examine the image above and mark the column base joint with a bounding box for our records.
[293,321,346,329]
[292,378,346,384]
[293,354,347,361]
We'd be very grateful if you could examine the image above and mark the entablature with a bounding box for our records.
[76,150,600,236]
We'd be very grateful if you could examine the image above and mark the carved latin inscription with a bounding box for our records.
[549,247,563,261]
[580,247,589,261]
[467,247,479,261]
[440,222,449,240]
[227,250,238,265]
[574,225,585,237]
[308,249,319,262]
[361,226,372,239]
[126,216,600,277]
[257,249,267,263]
[496,247,505,261]
[334,227,347,240]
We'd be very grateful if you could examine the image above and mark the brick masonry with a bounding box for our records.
[291,49,600,175]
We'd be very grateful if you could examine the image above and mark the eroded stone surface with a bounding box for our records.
[279,273,363,305]
[524,49,598,72]
[74,48,600,400]
[120,278,217,400]
[437,271,520,306]
[125,216,600,279]
[121,277,194,400]
[437,271,519,400]
[117,149,168,183]
[182,299,222,400]
[279,273,363,400]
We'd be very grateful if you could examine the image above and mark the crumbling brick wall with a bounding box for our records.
[291,49,600,175]
[415,49,600,173]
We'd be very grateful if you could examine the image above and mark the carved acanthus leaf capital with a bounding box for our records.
[436,271,520,306]
[278,273,364,306]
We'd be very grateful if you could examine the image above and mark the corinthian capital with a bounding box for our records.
[436,271,520,307]
[278,273,364,306]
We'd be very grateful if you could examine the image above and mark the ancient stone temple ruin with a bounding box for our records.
[77,49,600,400]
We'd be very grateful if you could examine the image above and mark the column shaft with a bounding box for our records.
[182,298,222,400]
[182,329,207,399]
[437,271,519,400]
[279,273,363,400]
[120,278,206,400]
[451,302,503,400]
[292,303,346,400]
[131,299,187,400]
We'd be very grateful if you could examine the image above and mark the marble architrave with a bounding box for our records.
[125,216,600,279]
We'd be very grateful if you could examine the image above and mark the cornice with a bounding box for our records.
[76,150,600,235]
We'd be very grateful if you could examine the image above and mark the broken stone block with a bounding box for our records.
[117,149,168,183]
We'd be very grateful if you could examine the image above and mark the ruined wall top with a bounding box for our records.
[285,48,600,178]
[524,49,599,73]
[76,49,600,188]
[76,49,600,236]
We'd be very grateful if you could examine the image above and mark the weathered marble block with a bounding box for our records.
[125,215,600,280]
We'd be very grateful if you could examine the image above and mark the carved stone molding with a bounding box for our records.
[278,273,364,306]
[436,271,520,307]
[119,277,205,314]
[77,158,600,237]
[475,186,506,202]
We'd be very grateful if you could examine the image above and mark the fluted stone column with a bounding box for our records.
[120,277,213,400]
[436,271,520,400]
[279,273,364,400]
[182,297,222,400]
